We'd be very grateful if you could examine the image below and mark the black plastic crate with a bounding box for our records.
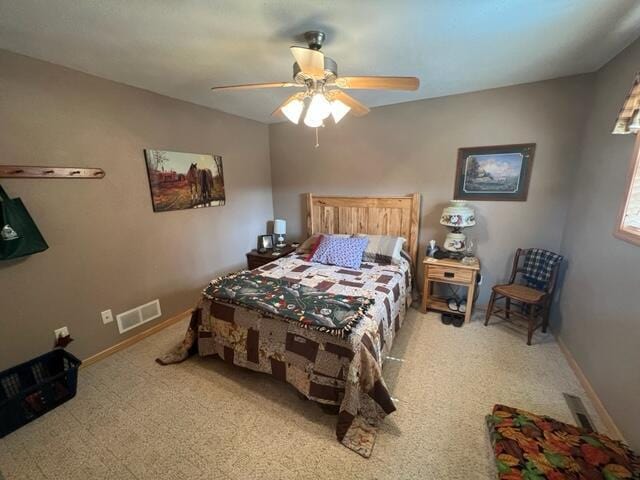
[0,349,81,437]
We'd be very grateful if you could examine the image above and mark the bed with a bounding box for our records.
[158,193,421,457]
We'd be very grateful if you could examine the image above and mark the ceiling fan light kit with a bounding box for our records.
[330,99,350,123]
[210,30,419,141]
[281,97,304,124]
[305,93,332,125]
[211,30,420,120]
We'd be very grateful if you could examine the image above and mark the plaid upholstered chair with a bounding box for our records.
[484,248,564,345]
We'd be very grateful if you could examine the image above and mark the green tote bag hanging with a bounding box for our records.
[0,184,48,260]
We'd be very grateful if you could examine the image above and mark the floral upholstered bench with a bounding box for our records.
[486,404,640,480]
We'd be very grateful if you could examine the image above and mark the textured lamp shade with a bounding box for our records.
[304,93,332,127]
[273,219,286,235]
[439,200,476,228]
[330,99,351,124]
[281,99,304,124]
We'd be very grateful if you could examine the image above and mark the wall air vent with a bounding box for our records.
[116,299,162,334]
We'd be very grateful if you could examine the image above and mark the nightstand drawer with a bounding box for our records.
[246,246,296,270]
[427,266,473,284]
[248,258,268,270]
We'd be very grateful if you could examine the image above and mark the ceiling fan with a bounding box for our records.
[211,31,420,127]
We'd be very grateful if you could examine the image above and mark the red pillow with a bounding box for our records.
[305,235,324,261]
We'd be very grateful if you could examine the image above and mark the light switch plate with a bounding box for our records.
[101,309,114,324]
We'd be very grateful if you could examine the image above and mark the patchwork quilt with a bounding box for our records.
[158,253,412,458]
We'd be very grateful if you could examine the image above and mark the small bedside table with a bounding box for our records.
[421,256,480,324]
[246,245,296,270]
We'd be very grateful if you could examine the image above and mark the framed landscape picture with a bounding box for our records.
[144,149,225,212]
[454,143,535,201]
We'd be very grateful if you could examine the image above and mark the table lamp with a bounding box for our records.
[273,219,286,248]
[440,201,476,258]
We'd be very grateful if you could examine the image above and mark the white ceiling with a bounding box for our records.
[1,0,640,124]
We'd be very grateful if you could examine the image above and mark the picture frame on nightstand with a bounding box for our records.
[257,234,273,253]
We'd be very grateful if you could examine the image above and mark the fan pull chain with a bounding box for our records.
[314,127,320,148]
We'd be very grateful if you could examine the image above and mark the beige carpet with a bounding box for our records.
[0,309,608,480]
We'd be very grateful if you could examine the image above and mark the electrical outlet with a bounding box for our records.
[54,326,69,339]
[101,309,114,324]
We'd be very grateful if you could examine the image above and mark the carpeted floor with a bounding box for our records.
[0,309,608,480]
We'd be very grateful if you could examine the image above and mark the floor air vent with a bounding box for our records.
[116,299,162,334]
[563,393,596,432]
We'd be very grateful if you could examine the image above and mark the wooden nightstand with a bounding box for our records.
[421,256,480,324]
[246,245,296,270]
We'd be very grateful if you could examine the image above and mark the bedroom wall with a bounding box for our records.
[269,75,594,304]
[0,49,273,370]
[556,38,640,449]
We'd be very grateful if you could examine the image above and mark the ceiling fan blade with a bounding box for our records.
[271,92,305,117]
[211,82,299,91]
[329,90,370,117]
[335,76,420,91]
[290,46,325,77]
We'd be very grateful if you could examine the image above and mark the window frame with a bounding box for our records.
[615,133,640,246]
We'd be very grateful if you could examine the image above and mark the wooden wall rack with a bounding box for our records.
[0,165,105,179]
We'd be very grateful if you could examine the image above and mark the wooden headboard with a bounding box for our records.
[306,193,421,267]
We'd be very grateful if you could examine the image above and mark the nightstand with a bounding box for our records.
[421,256,480,324]
[246,246,296,270]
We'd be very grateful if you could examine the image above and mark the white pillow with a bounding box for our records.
[360,235,406,265]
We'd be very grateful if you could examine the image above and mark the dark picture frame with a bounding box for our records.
[144,149,225,212]
[454,143,536,201]
[258,234,274,252]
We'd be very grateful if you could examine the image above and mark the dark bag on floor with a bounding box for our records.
[0,184,48,260]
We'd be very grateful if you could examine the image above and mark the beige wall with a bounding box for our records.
[2,38,638,450]
[0,50,273,369]
[557,38,640,449]
[269,75,594,303]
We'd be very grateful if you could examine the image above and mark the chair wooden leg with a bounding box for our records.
[484,291,496,326]
[526,304,535,346]
[542,302,550,333]
[505,298,511,320]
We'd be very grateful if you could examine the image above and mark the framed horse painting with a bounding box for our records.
[144,150,225,212]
